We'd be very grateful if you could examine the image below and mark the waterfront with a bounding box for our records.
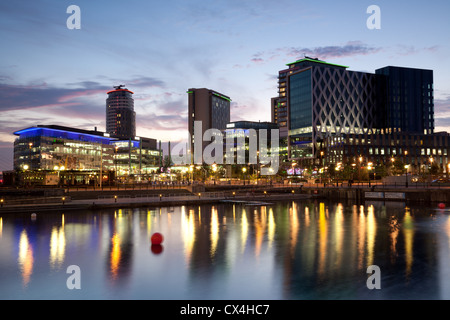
[1,199,450,300]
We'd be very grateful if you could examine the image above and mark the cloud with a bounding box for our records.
[394,45,440,56]
[283,41,383,61]
[250,41,383,65]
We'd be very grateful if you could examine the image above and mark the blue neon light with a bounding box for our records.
[14,127,114,145]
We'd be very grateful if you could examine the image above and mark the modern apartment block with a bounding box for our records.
[106,85,136,139]
[272,57,438,168]
[187,88,231,162]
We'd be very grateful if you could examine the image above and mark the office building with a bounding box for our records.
[106,85,136,139]
[13,125,161,185]
[273,57,377,162]
[272,57,437,167]
[187,88,231,162]
[112,137,161,178]
[376,66,434,135]
[323,131,449,174]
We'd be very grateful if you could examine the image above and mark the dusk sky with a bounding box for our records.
[0,0,449,171]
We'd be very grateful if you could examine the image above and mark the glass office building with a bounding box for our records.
[277,57,377,162]
[273,58,437,167]
[376,66,434,135]
[13,125,161,185]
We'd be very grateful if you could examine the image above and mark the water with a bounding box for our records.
[1,200,450,300]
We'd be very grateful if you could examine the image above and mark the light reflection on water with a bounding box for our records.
[0,200,449,300]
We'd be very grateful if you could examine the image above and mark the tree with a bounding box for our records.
[392,159,405,176]
[430,162,440,176]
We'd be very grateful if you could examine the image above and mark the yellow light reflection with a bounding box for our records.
[182,209,196,263]
[366,205,377,267]
[334,204,344,267]
[210,207,219,258]
[357,205,366,270]
[254,207,266,257]
[304,206,310,227]
[290,202,299,256]
[110,233,121,280]
[18,230,33,287]
[49,226,66,269]
[403,207,414,278]
[268,208,275,248]
[389,215,399,263]
[241,208,248,253]
[318,202,327,277]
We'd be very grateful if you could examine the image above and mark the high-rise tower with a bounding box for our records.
[187,88,231,162]
[106,85,136,139]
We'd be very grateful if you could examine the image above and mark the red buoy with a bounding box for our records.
[151,244,163,254]
[151,232,164,245]
[438,203,446,210]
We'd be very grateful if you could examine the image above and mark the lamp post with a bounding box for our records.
[368,162,373,187]
[404,165,410,188]
[189,165,194,183]
[115,146,119,186]
[359,156,363,186]
[448,163,450,180]
[212,163,217,185]
[429,157,434,183]
[242,167,247,185]
[28,142,33,170]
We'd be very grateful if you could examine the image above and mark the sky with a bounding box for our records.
[0,0,449,171]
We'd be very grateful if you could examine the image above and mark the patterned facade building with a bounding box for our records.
[272,57,441,171]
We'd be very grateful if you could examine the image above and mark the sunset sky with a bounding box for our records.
[0,0,449,171]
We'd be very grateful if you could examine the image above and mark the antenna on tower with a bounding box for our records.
[113,84,126,90]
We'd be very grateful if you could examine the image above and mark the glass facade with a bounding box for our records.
[375,66,434,135]
[13,127,113,172]
[289,69,312,131]
[288,69,313,159]
[211,94,230,132]
[112,140,161,177]
[13,125,162,185]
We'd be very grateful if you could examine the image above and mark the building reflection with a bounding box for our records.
[106,209,133,284]
[18,230,33,287]
[0,198,444,299]
[49,215,65,270]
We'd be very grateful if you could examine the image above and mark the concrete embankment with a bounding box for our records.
[0,187,313,213]
[1,185,449,213]
[302,186,450,204]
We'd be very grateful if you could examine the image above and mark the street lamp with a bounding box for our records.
[115,146,119,185]
[335,163,342,187]
[368,162,373,187]
[189,164,194,183]
[212,163,217,185]
[358,156,363,185]
[447,163,450,180]
[28,142,33,171]
[404,164,410,188]
[242,167,247,185]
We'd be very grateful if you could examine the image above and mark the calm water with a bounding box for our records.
[1,200,450,300]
